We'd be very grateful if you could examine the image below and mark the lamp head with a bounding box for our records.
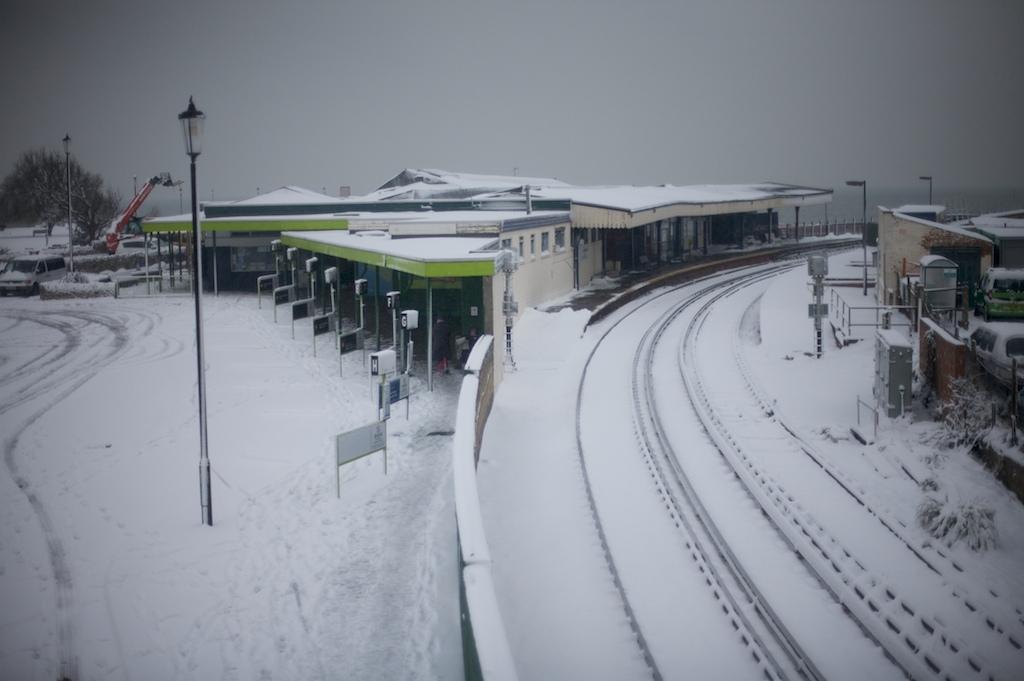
[178,97,205,158]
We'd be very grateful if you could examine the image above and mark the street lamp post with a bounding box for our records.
[846,180,867,295]
[919,175,933,205]
[62,134,74,273]
[179,97,212,527]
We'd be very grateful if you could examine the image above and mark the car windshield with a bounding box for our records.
[3,260,37,274]
[993,278,1024,292]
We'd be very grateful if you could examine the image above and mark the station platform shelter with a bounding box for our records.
[143,170,834,388]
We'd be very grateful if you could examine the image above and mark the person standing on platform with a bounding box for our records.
[433,316,450,374]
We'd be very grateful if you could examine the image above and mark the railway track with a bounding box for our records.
[675,270,1023,680]
[574,247,1022,680]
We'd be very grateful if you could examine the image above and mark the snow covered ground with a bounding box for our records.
[479,248,1024,679]
[0,290,462,680]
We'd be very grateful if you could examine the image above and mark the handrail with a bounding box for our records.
[452,336,519,681]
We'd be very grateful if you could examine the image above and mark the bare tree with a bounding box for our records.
[0,148,121,244]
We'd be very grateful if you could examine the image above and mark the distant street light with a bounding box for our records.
[847,180,868,295]
[179,96,212,527]
[919,175,933,205]
[62,134,74,273]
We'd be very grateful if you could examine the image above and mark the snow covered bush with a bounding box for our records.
[930,377,993,449]
[916,496,998,552]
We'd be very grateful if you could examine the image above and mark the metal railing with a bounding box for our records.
[778,219,864,240]
[829,288,915,339]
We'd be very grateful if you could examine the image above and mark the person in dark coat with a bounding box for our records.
[433,317,450,373]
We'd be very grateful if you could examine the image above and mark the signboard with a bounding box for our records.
[336,421,387,466]
[292,299,312,321]
[336,421,388,494]
[339,329,363,354]
[808,303,829,317]
[386,374,410,405]
[313,314,332,336]
[274,285,295,305]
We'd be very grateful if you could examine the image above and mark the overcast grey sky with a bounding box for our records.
[1,0,1021,206]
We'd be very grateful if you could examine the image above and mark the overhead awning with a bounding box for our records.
[143,214,348,234]
[281,230,498,278]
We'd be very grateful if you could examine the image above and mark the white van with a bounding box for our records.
[0,255,67,296]
[969,321,1024,387]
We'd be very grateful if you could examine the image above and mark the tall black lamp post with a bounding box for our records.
[62,134,74,273]
[846,180,867,295]
[919,175,933,205]
[179,97,212,526]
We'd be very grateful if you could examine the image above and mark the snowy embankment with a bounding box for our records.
[452,335,519,681]
[0,293,462,681]
[478,307,654,681]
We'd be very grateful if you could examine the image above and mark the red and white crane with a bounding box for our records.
[105,172,176,254]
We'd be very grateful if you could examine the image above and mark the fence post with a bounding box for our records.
[1012,358,1019,446]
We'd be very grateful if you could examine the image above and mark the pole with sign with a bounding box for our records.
[335,421,387,496]
[400,309,418,375]
[387,291,401,368]
[808,254,828,358]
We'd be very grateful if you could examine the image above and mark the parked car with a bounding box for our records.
[975,267,1024,321]
[0,255,67,296]
[969,321,1024,387]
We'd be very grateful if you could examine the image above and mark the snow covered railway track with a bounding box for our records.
[631,266,825,681]
[730,298,1024,651]
[576,260,842,681]
[678,275,1022,681]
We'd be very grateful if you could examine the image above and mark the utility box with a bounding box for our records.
[807,254,828,277]
[369,349,396,376]
[874,329,913,417]
[354,278,368,296]
[920,255,958,311]
[400,310,419,330]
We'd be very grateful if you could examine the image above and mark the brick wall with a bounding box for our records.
[918,317,966,402]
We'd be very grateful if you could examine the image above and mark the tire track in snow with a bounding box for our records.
[1,307,134,680]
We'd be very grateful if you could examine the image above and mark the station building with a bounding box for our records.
[144,169,832,380]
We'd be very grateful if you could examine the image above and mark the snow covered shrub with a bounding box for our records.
[62,271,90,284]
[916,496,998,552]
[919,477,940,492]
[931,377,993,449]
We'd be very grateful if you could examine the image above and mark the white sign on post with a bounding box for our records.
[335,421,388,496]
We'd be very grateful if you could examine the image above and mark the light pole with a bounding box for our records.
[846,180,867,295]
[919,175,933,205]
[62,134,74,273]
[179,97,212,527]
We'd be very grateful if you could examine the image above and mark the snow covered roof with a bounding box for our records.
[894,204,945,215]
[882,207,992,244]
[280,229,498,278]
[368,168,570,201]
[230,186,341,206]
[967,215,1024,230]
[197,168,832,225]
[920,254,956,268]
[527,182,830,212]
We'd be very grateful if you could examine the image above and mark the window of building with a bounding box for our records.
[530,234,536,257]
[518,236,524,258]
[555,227,566,251]
[541,231,550,254]
[501,238,512,251]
